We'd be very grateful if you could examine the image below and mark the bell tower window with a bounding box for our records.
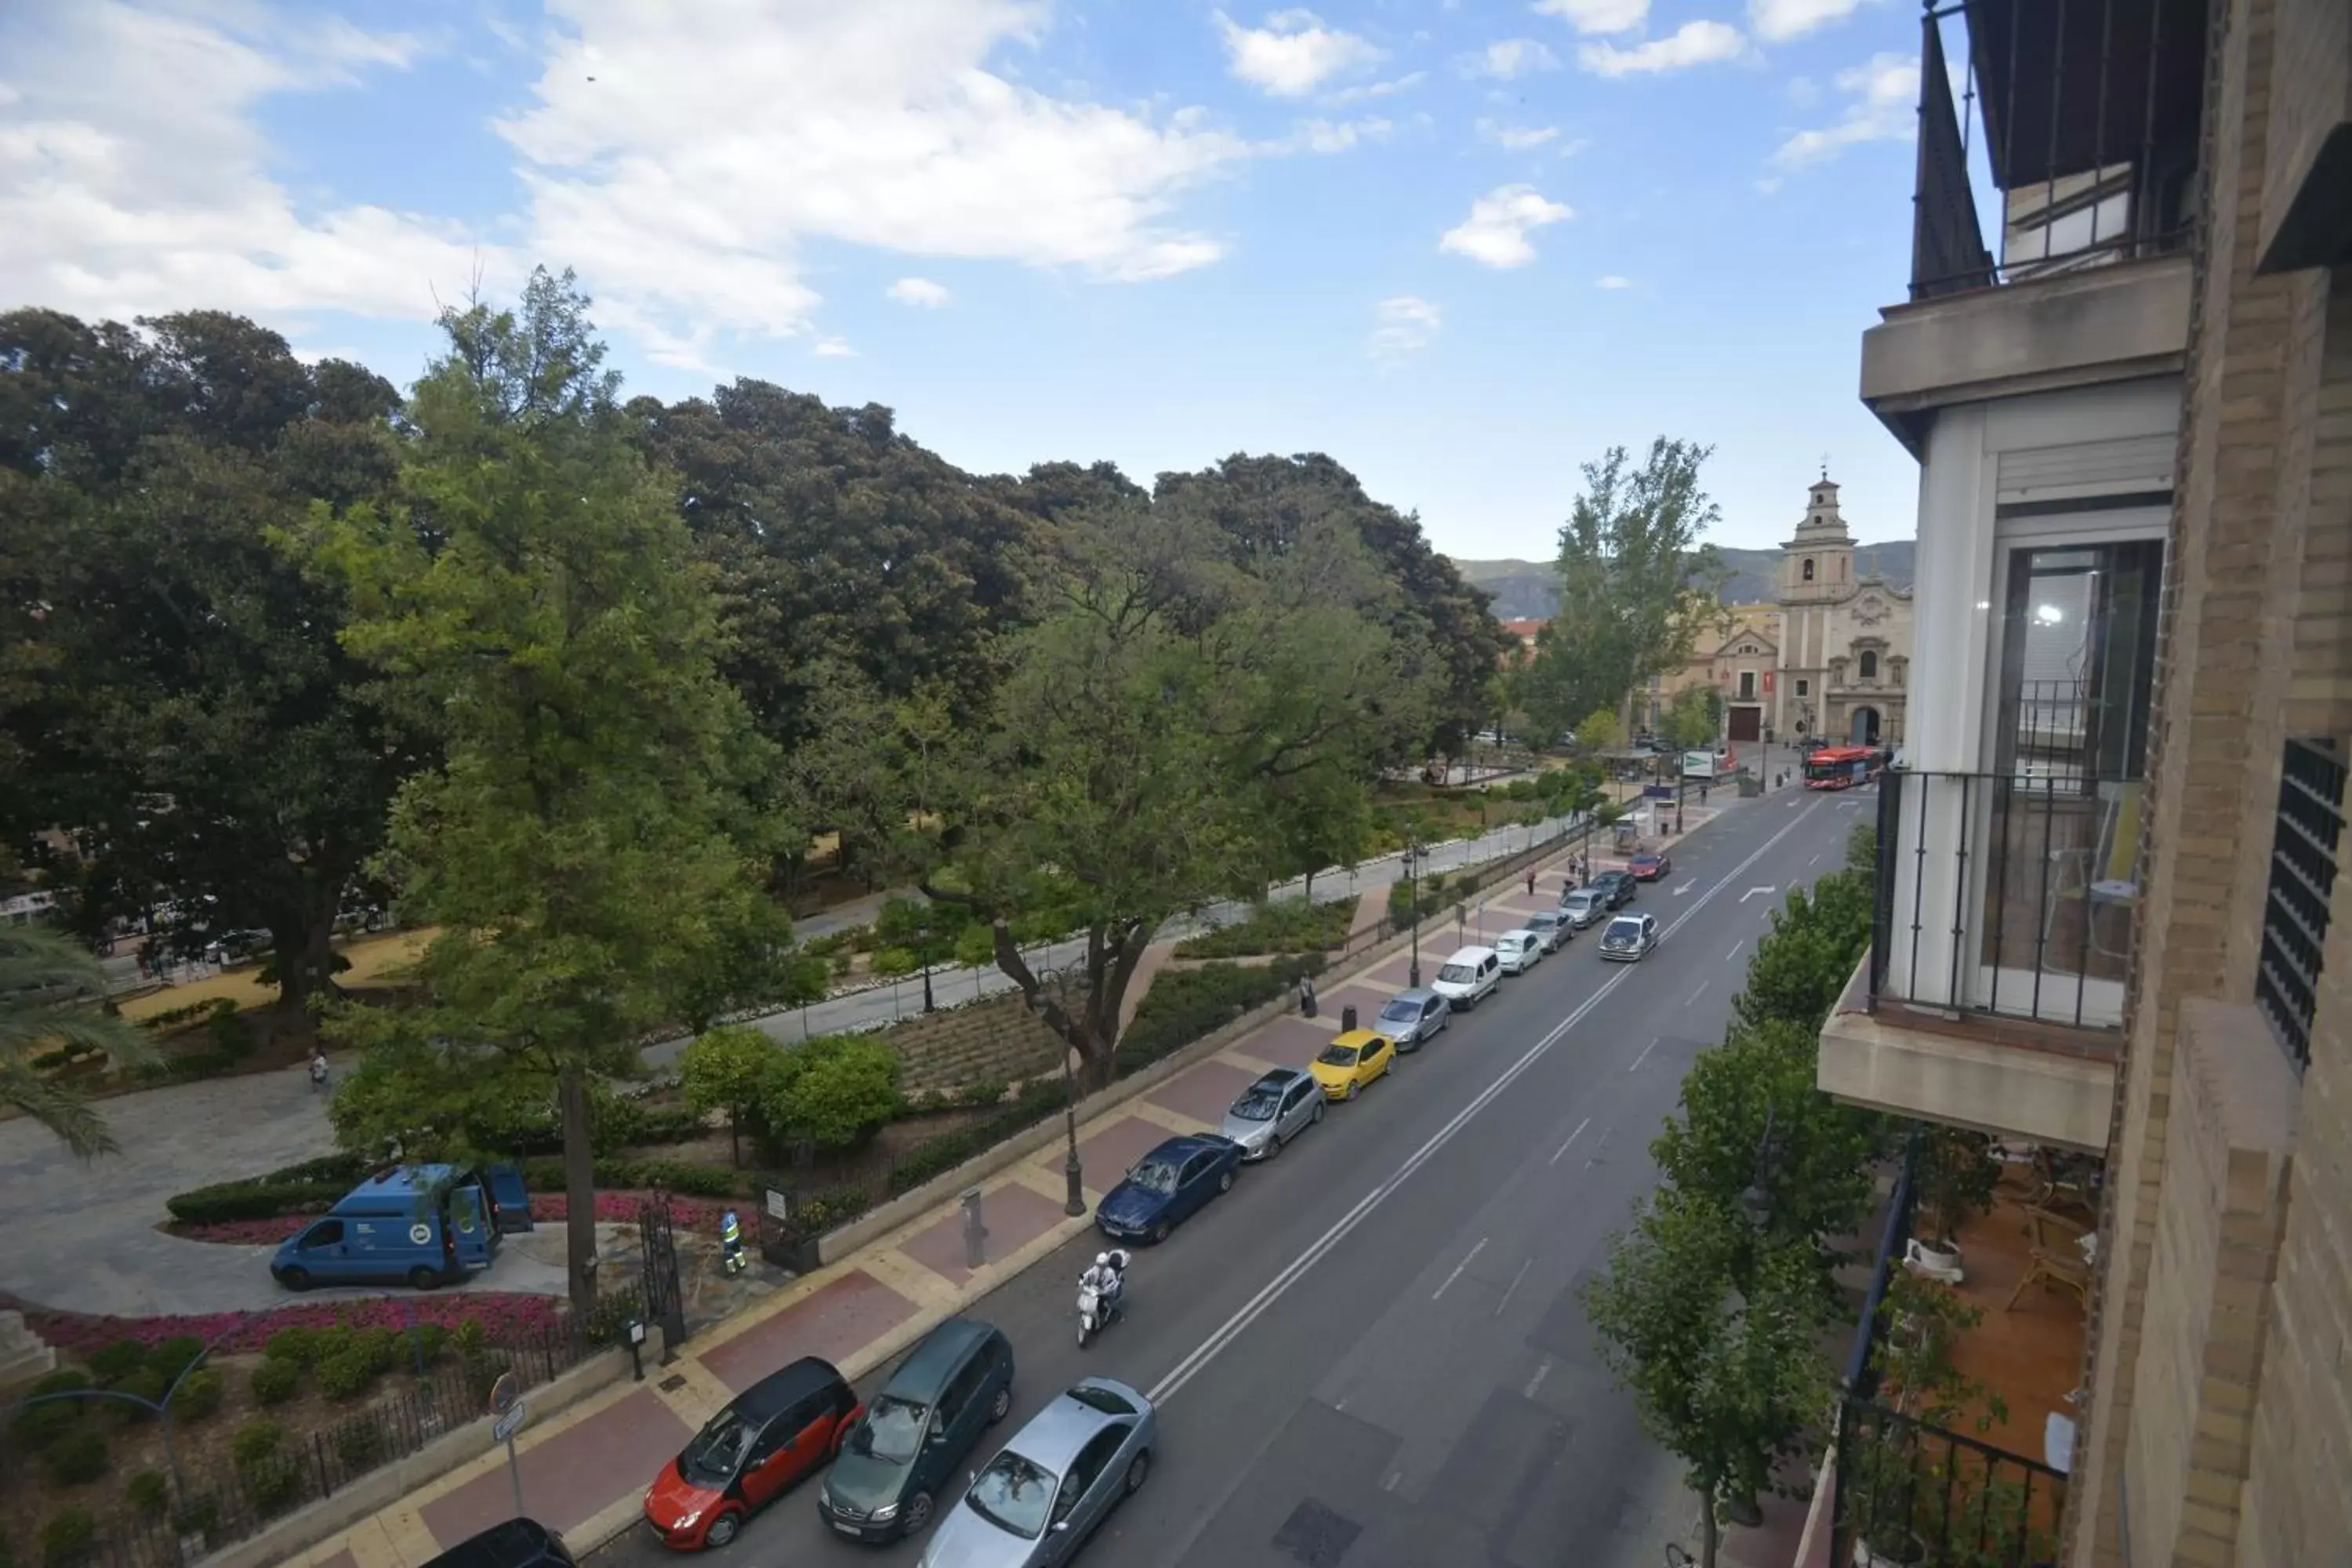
[1802,558,1816,583]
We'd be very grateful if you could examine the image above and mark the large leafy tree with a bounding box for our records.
[1522,439,1727,742]
[307,270,786,1315]
[0,925,155,1157]
[1662,684,1726,751]
[0,309,415,1018]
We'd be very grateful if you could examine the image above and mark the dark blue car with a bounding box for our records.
[1094,1134,1242,1244]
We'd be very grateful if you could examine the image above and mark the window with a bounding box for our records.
[2256,738,2345,1072]
[1802,558,1816,582]
[303,1219,346,1248]
[1056,1428,1128,1520]
[1995,539,2163,783]
[1859,651,1878,681]
[1737,671,1756,700]
[1796,679,1809,697]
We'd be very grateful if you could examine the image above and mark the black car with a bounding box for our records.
[1592,870,1638,909]
[422,1519,575,1568]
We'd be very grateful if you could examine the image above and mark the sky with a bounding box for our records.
[0,0,1940,559]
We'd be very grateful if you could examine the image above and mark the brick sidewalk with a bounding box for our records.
[277,831,1617,1568]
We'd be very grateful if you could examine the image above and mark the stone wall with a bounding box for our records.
[875,994,1064,1096]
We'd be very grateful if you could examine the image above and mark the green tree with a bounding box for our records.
[0,309,414,1018]
[307,270,782,1316]
[1521,439,1726,741]
[677,1025,782,1167]
[1662,684,1725,751]
[760,1034,902,1150]
[0,925,155,1157]
[1575,707,1626,755]
[1729,873,1875,1035]
[1583,1192,1839,1568]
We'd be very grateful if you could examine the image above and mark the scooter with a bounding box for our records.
[1076,1252,1131,1348]
[719,1210,748,1276]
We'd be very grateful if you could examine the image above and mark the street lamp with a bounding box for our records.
[1029,964,1087,1217]
[1404,840,1424,989]
[918,922,936,1014]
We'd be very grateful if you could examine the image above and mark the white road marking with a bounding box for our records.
[1672,879,1696,896]
[1686,980,1709,1007]
[1145,802,1820,1405]
[1548,1116,1592,1166]
[1432,1236,1488,1300]
[1727,940,1744,961]
[1382,1470,1402,1493]
[1740,885,1777,903]
[1628,1037,1659,1072]
[1497,1257,1534,1318]
[1523,1358,1554,1399]
[1808,854,1821,867]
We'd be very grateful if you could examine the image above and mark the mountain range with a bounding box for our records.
[1450,542,1918,622]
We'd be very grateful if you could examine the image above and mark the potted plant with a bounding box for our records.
[1838,1417,1926,1566]
[1907,1127,1999,1279]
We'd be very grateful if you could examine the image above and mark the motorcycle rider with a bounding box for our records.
[1080,1249,1130,1320]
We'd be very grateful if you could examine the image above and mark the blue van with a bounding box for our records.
[271,1163,508,1292]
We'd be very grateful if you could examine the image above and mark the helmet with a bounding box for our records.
[1094,1252,1110,1269]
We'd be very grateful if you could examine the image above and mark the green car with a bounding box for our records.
[817,1319,1015,1541]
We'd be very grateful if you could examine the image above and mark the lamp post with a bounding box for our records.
[1404,841,1424,989]
[919,922,936,1014]
[1031,964,1087,1216]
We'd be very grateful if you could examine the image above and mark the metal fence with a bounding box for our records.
[12,1312,630,1568]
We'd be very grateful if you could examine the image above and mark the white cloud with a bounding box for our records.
[1771,52,1918,167]
[1439,183,1573,268]
[1214,9,1381,97]
[1320,70,1425,105]
[0,2,510,328]
[1748,0,1877,43]
[887,276,951,307]
[813,336,855,357]
[1460,38,1560,79]
[1477,119,1561,150]
[1531,0,1650,34]
[1785,74,1821,107]
[1369,293,1440,360]
[1556,136,1593,157]
[1578,21,1748,76]
[1595,274,1631,289]
[1283,116,1393,153]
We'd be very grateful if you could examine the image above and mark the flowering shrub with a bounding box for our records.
[11,1293,568,1359]
[166,1189,731,1246]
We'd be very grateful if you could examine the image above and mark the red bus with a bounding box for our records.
[1803,745,1887,789]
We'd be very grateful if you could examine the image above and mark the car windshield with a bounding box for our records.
[1316,1044,1359,1066]
[1531,915,1559,928]
[1377,1000,1417,1022]
[853,1394,927,1464]
[1127,1159,1180,1196]
[1437,963,1472,983]
[1604,918,1643,943]
[1230,1090,1280,1121]
[680,1407,757,1485]
[964,1450,1058,1540]
[1565,892,1596,909]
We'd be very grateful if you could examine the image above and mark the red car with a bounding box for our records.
[643,1356,861,1549]
[1628,851,1671,882]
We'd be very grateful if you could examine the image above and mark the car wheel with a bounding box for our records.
[989,1384,1011,1424]
[1344,1081,1359,1101]
[1217,1167,1235,1193]
[408,1265,441,1291]
[703,1512,741,1548]
[278,1267,310,1293]
[1265,1131,1284,1159]
[1124,1450,1152,1494]
[1311,1101,1324,1124]
[1152,1218,1173,1244]
[902,1491,935,1534]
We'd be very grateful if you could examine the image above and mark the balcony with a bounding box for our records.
[1860,0,2207,452]
[1818,767,2127,1149]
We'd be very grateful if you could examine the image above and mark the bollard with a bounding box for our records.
[961,1187,987,1270]
[1341,1004,1358,1033]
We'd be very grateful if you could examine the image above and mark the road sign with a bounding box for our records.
[488,1370,520,1417]
[492,1400,528,1444]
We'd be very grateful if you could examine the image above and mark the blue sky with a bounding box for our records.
[1,0,1935,558]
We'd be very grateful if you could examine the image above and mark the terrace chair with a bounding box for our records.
[2020,1201,2091,1252]
[2042,781,2143,960]
[2006,1245,2092,1313]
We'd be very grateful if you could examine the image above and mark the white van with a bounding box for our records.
[1431,946,1501,1010]
[1494,930,1544,975]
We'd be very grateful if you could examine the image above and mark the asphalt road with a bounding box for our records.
[587,784,1867,1568]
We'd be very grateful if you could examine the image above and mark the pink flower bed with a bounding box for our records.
[2,1292,569,1359]
[165,1192,732,1247]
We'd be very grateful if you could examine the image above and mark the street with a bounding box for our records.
[586,786,1864,1568]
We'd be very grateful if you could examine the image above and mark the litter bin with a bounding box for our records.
[1341,1004,1358,1033]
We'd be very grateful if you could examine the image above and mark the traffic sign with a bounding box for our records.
[488,1370,520,1417]
[492,1400,528,1444]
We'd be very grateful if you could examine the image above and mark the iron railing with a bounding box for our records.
[1910,0,2204,301]
[2256,737,2347,1073]
[1871,768,2140,1029]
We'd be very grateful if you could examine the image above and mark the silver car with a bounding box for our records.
[1559,887,1609,929]
[1525,910,1572,952]
[1597,913,1660,962]
[1374,987,1451,1051]
[917,1379,1157,1568]
[1218,1068,1323,1161]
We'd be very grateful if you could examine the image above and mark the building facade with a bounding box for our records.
[1810,0,2352,1563]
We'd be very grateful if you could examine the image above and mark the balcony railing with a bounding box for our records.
[1871,768,2140,1029]
[1910,0,2205,302]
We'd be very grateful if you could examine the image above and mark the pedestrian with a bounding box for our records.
[309,1048,330,1094]
[1525,869,1536,897]
[134,942,151,982]
[1297,974,1318,1019]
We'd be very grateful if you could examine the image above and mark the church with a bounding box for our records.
[1657,474,1914,748]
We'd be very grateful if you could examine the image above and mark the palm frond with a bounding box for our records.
[0,1054,119,1160]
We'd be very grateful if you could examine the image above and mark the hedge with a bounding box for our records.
[517,1155,743,1198]
[1119,955,1324,1073]
[1173,900,1352,960]
[885,1080,1066,1197]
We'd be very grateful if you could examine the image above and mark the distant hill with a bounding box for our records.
[1453,541,1916,619]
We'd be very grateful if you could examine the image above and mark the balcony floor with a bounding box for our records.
[1944,1181,2090,1470]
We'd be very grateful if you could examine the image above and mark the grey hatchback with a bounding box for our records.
[1217,1067,1323,1161]
[1374,987,1450,1051]
[916,1380,1158,1568]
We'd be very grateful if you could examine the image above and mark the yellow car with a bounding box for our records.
[1311,1029,1396,1102]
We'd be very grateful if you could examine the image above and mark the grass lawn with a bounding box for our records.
[118,928,434,1022]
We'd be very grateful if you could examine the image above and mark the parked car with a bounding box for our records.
[1597,913,1661,962]
[1590,870,1639,908]
[1558,887,1609,929]
[1094,1134,1242,1244]
[202,927,271,966]
[270,1163,509,1292]
[916,1380,1158,1568]
[1374,987,1450,1050]
[1218,1067,1323,1160]
[1524,910,1572,951]
[1310,1029,1396,1102]
[423,1519,575,1568]
[1628,851,1671,882]
[1429,945,1501,1010]
[1494,930,1544,975]
[644,1356,861,1548]
[818,1320,1015,1541]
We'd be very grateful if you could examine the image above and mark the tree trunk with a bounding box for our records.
[561,1063,598,1317]
[1698,1498,1719,1568]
